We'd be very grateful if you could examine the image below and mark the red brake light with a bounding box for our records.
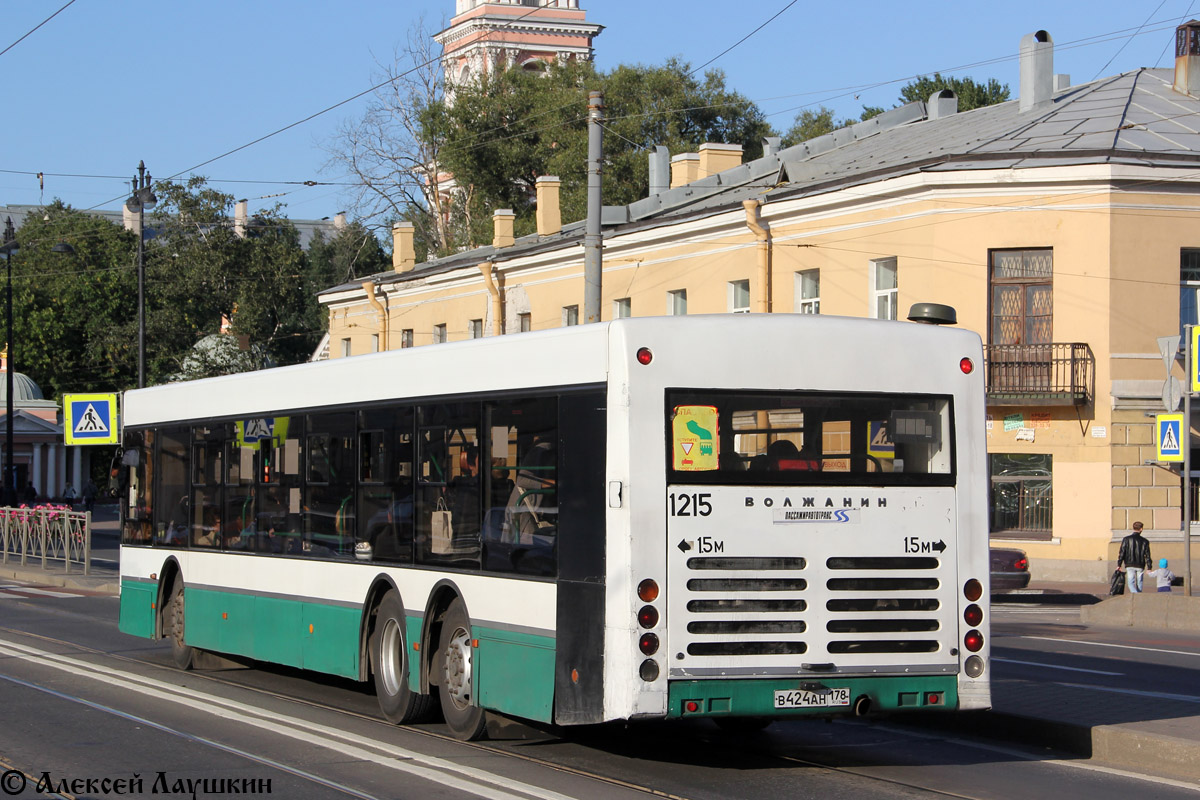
[636,347,653,365]
[963,604,983,627]
[960,357,974,374]
[1014,556,1028,571]
[637,605,659,629]
[639,633,660,655]
[964,630,984,652]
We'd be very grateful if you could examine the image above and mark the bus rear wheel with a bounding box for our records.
[166,580,194,670]
[437,597,487,740]
[371,592,435,724]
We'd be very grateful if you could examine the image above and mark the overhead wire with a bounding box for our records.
[0,0,77,60]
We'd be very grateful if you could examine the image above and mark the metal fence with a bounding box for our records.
[0,507,91,574]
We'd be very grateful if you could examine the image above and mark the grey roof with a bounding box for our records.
[322,66,1200,297]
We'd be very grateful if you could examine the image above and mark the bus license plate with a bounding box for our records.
[774,687,851,708]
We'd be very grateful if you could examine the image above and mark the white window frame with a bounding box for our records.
[728,279,751,314]
[340,338,351,357]
[795,269,820,315]
[614,297,631,319]
[469,319,483,339]
[871,257,898,320]
[401,329,413,348]
[668,289,687,316]
[562,305,579,327]
[519,312,532,333]
[433,323,447,344]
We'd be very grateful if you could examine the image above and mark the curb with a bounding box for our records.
[903,709,1200,783]
[0,566,119,595]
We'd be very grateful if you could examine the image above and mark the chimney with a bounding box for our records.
[392,222,415,273]
[1019,30,1054,113]
[762,137,782,158]
[535,176,561,236]
[927,89,958,120]
[648,146,670,195]
[670,153,700,188]
[234,199,248,238]
[698,143,743,179]
[334,211,347,231]
[492,209,515,248]
[1175,20,1200,95]
[1054,74,1071,91]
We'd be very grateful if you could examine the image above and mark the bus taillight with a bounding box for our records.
[636,347,653,365]
[963,579,983,602]
[639,633,660,655]
[963,604,983,627]
[637,578,659,602]
[964,630,984,652]
[960,357,974,374]
[638,605,659,628]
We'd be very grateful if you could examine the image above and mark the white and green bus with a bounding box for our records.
[118,312,990,739]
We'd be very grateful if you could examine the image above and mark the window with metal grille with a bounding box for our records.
[989,453,1052,538]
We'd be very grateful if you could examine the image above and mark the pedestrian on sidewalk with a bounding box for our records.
[1146,558,1177,593]
[62,483,76,505]
[1117,520,1153,593]
[82,479,97,513]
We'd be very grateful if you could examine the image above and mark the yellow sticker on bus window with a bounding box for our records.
[672,405,719,471]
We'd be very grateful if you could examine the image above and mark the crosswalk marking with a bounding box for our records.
[0,584,89,599]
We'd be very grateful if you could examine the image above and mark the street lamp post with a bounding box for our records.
[126,161,157,389]
[0,218,16,506]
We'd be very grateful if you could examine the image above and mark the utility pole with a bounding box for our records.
[583,91,604,324]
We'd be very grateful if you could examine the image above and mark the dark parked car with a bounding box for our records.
[990,547,1031,592]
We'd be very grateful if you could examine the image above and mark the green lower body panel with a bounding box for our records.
[118,579,158,638]
[475,626,556,724]
[184,587,362,679]
[668,675,959,718]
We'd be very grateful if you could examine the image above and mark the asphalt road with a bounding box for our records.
[0,590,1195,799]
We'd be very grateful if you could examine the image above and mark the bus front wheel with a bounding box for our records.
[437,597,487,740]
[371,592,435,724]
[166,580,194,670]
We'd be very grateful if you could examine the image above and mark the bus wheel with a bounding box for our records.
[437,597,487,740]
[371,592,435,724]
[166,581,194,670]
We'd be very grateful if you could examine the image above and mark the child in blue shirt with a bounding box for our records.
[1145,558,1176,593]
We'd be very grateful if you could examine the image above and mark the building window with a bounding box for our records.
[614,297,631,319]
[729,280,750,314]
[669,289,687,316]
[433,323,447,344]
[401,329,413,348]
[340,338,351,357]
[562,305,579,326]
[469,319,483,339]
[371,334,380,353]
[990,453,1052,538]
[519,312,532,332]
[870,257,897,320]
[795,269,820,314]
[1181,249,1200,339]
[990,249,1052,346]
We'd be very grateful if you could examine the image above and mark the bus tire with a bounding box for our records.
[437,597,487,740]
[166,580,194,670]
[371,592,435,724]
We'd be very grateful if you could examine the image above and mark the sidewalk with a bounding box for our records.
[2,557,1197,783]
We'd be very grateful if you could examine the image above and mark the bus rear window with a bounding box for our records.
[667,390,953,484]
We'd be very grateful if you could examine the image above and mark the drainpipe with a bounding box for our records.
[361,280,388,351]
[478,261,503,336]
[743,199,771,313]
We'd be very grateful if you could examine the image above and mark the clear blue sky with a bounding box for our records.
[2,1,1193,222]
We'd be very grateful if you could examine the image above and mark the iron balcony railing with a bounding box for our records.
[983,343,1094,406]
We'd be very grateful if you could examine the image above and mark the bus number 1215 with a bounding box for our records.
[670,492,712,517]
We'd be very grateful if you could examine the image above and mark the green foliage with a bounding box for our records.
[307,220,389,286]
[780,106,883,147]
[423,59,771,246]
[897,74,1010,111]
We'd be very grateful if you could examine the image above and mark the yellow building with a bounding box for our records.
[321,25,1200,582]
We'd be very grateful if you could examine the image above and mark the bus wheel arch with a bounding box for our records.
[154,557,183,640]
[360,576,400,682]
[420,581,464,690]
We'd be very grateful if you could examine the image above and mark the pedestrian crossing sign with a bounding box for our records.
[1156,413,1184,462]
[63,393,118,445]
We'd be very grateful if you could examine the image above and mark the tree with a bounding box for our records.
[780,106,884,147]
[898,74,1010,112]
[308,220,390,286]
[423,58,772,243]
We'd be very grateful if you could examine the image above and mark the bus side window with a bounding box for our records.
[416,403,482,568]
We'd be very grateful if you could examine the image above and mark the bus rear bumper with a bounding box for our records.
[667,675,959,719]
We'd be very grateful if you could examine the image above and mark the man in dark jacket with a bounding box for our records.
[1118,521,1153,593]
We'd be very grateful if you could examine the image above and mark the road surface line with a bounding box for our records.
[992,657,1123,676]
[1053,681,1200,703]
[0,636,584,800]
[1020,636,1200,659]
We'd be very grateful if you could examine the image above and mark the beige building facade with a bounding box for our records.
[321,25,1200,583]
